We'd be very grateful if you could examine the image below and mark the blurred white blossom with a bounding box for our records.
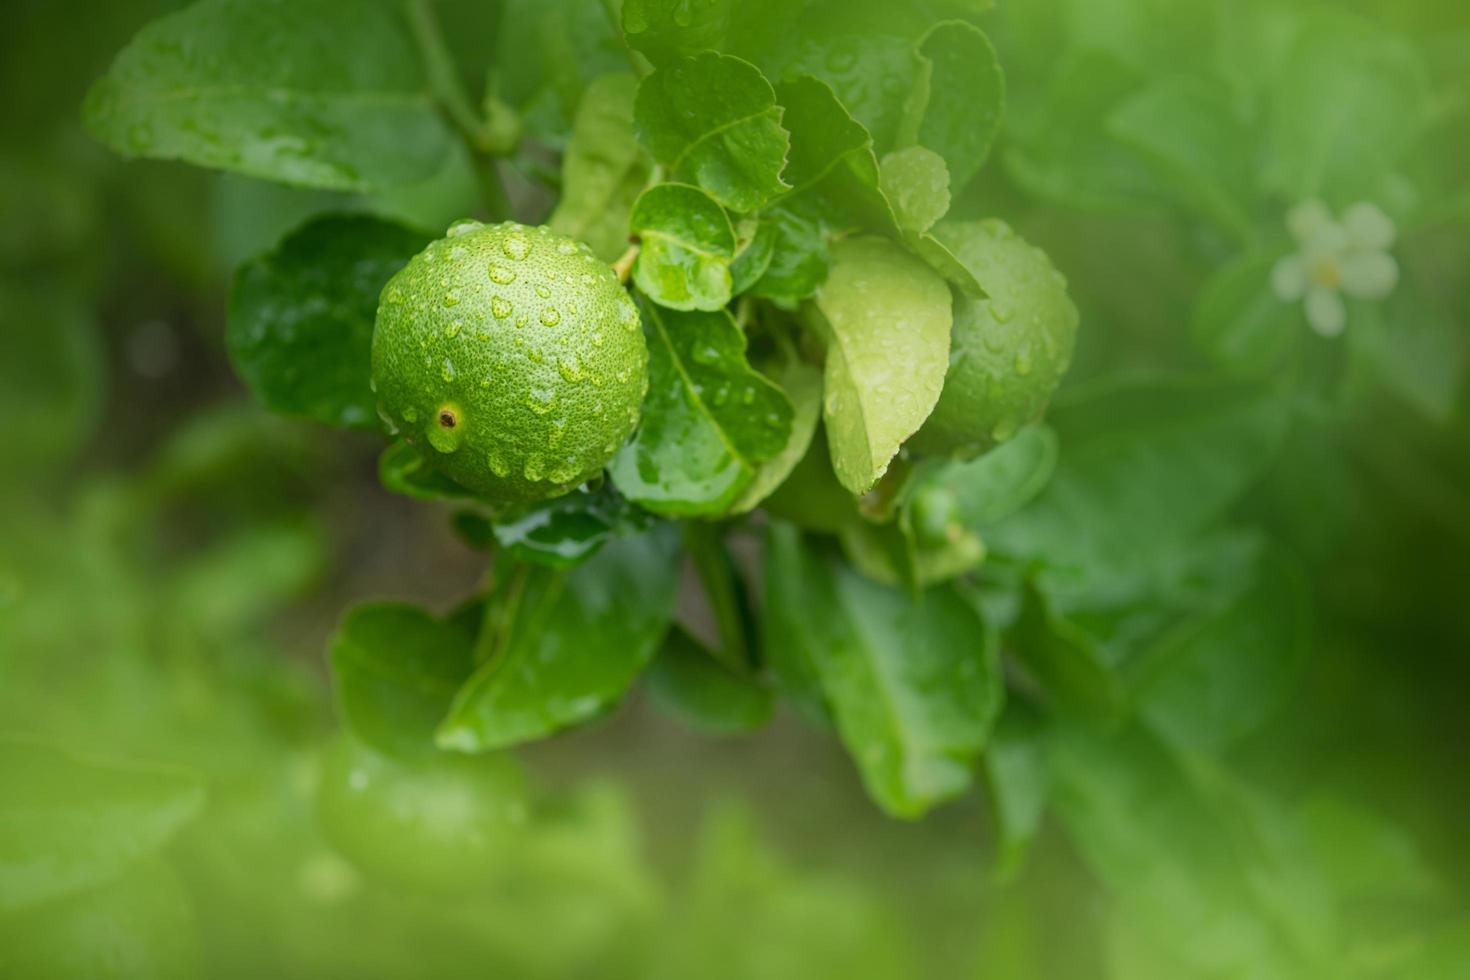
[1271,200,1399,337]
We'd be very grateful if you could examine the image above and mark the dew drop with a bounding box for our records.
[444,320,462,338]
[444,290,461,307]
[548,417,567,448]
[527,387,557,415]
[534,283,551,299]
[590,330,604,347]
[540,307,561,327]
[691,344,720,366]
[402,406,419,423]
[523,454,547,481]
[446,219,482,238]
[502,235,530,261]
[556,240,577,255]
[991,418,1019,443]
[487,450,510,477]
[488,262,517,284]
[386,287,403,304]
[991,302,1014,324]
[515,314,530,328]
[558,354,583,382]
[1014,349,1033,376]
[490,295,512,319]
[741,386,755,405]
[441,358,457,382]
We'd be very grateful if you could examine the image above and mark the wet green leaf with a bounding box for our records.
[747,203,831,306]
[728,216,777,295]
[629,183,736,311]
[762,527,1002,818]
[437,531,680,751]
[635,52,791,211]
[329,602,478,759]
[622,0,732,65]
[83,0,453,191]
[805,236,952,494]
[646,627,773,735]
[728,356,822,514]
[878,147,949,236]
[0,739,203,913]
[228,214,429,431]
[549,73,651,263]
[900,20,1004,191]
[775,74,896,235]
[492,484,652,569]
[610,301,793,515]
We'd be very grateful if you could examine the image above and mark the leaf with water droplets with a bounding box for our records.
[492,483,653,570]
[727,355,822,514]
[876,145,982,296]
[227,214,430,432]
[609,299,794,515]
[437,530,680,752]
[549,74,652,262]
[804,236,952,495]
[621,0,732,65]
[83,0,453,191]
[896,21,1005,192]
[635,51,791,212]
[330,601,478,760]
[762,526,1002,818]
[629,183,736,311]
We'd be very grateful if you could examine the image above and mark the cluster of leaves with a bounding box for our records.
[15,0,1465,976]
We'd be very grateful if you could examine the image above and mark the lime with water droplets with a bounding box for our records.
[908,219,1078,458]
[372,220,648,503]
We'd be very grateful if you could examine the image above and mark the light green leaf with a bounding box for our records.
[775,74,896,234]
[610,301,793,515]
[629,183,736,311]
[83,0,453,191]
[491,484,651,570]
[228,214,429,431]
[728,216,777,295]
[329,602,478,760]
[762,527,1002,818]
[437,531,679,751]
[645,627,774,734]
[900,20,1005,191]
[787,33,916,153]
[728,356,822,514]
[747,203,831,306]
[0,739,204,913]
[635,52,791,212]
[878,146,949,235]
[806,236,952,494]
[1264,14,1431,200]
[549,73,651,263]
[622,0,732,65]
[1191,248,1301,378]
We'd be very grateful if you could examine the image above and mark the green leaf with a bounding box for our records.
[728,356,823,514]
[747,202,830,306]
[762,527,1003,818]
[549,73,651,263]
[1132,546,1311,753]
[787,33,916,153]
[805,236,952,494]
[981,708,1049,883]
[227,214,429,431]
[1107,77,1257,242]
[610,301,794,515]
[935,424,1059,528]
[377,439,479,502]
[629,183,736,311]
[329,602,478,760]
[635,52,791,212]
[900,20,1005,191]
[0,738,203,913]
[1264,14,1431,200]
[878,147,949,235]
[1011,584,1126,725]
[986,380,1290,596]
[728,216,777,295]
[1191,248,1301,378]
[437,531,680,751]
[622,0,732,65]
[492,485,652,570]
[83,0,453,191]
[774,74,896,234]
[645,627,774,734]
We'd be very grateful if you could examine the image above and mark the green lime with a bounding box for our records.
[909,219,1078,458]
[372,220,648,504]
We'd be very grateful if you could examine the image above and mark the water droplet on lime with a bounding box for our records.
[491,295,512,319]
[488,262,516,284]
[540,307,561,327]
[503,235,531,261]
[527,387,556,415]
[534,283,551,299]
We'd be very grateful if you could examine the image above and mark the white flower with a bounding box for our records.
[1271,200,1399,338]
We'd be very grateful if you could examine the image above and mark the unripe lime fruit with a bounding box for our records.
[908,219,1077,458]
[372,220,648,503]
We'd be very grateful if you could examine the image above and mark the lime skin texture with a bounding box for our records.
[372,220,648,504]
[909,219,1078,458]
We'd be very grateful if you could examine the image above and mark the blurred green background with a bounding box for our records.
[2,1,1468,977]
